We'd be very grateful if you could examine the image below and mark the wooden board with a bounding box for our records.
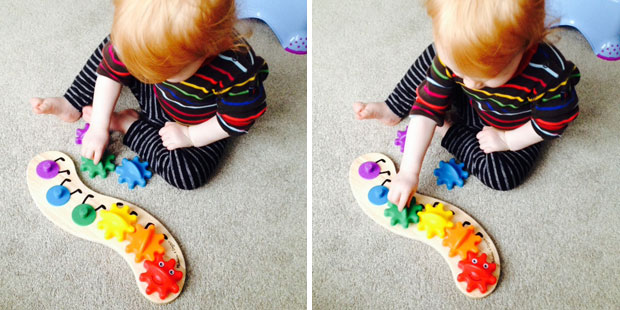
[26,151,186,304]
[349,153,500,298]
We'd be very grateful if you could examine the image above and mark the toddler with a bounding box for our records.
[354,0,580,209]
[31,0,269,190]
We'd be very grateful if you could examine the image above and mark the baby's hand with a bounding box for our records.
[81,127,109,164]
[387,171,419,211]
[476,126,509,153]
[159,122,193,151]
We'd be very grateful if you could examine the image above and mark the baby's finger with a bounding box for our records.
[481,144,491,153]
[93,150,102,165]
[387,190,399,205]
[398,194,408,211]
[81,146,92,160]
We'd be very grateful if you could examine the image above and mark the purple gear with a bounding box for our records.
[76,123,90,145]
[394,126,408,153]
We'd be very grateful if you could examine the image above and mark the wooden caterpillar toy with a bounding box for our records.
[349,153,500,298]
[26,151,186,303]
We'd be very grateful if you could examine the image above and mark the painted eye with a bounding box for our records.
[169,270,175,276]
[472,259,478,264]
[159,262,165,267]
[483,264,489,269]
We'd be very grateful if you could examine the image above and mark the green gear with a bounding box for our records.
[80,154,116,179]
[384,198,424,228]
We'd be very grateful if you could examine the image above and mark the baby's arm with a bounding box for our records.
[388,55,456,209]
[478,76,580,153]
[81,75,122,164]
[388,115,436,210]
[477,122,543,153]
[158,119,230,151]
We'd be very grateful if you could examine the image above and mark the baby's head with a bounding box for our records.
[425,0,547,89]
[111,0,238,84]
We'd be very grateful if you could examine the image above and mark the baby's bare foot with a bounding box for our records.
[110,109,139,134]
[353,101,402,126]
[82,105,93,123]
[30,97,81,123]
[82,106,138,134]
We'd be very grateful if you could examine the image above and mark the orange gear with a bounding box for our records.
[442,222,481,259]
[125,224,166,263]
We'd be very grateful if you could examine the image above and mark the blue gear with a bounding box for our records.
[115,156,152,190]
[434,158,469,190]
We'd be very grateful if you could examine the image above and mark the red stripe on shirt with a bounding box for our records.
[219,107,267,123]
[521,73,547,88]
[98,63,121,82]
[108,45,125,67]
[208,64,234,81]
[534,112,579,131]
[477,113,523,130]
[102,56,131,77]
[154,88,216,118]
[499,84,531,93]
[478,109,530,124]
[194,74,219,85]
[424,84,449,99]
[411,105,437,117]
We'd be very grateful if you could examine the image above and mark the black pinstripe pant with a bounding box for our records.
[386,44,543,191]
[64,36,227,190]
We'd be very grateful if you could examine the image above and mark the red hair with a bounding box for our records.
[425,0,548,79]
[111,0,240,84]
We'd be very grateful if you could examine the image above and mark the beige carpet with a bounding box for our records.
[313,0,620,309]
[0,1,306,309]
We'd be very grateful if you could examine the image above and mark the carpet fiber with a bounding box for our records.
[313,0,620,308]
[0,1,306,309]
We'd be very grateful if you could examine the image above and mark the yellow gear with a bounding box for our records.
[417,203,454,239]
[97,203,137,242]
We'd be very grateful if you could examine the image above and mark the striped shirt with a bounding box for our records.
[411,42,580,139]
[97,41,269,136]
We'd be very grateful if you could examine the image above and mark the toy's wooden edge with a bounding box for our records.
[26,151,186,304]
[349,152,500,298]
